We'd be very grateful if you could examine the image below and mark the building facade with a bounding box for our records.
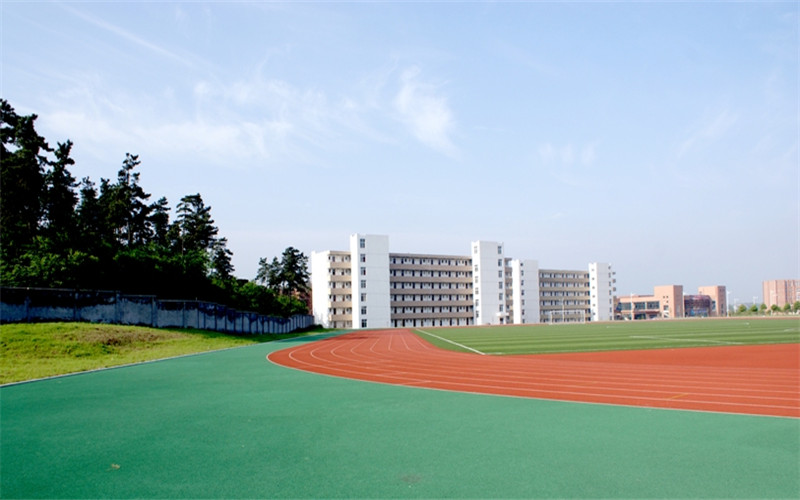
[698,285,727,317]
[617,285,726,320]
[762,279,800,308]
[311,234,615,329]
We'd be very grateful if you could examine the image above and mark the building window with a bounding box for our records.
[360,238,366,249]
[361,319,367,328]
[360,254,366,263]
[360,280,366,289]
[497,245,502,254]
[361,293,367,302]
[361,267,366,276]
[361,306,367,315]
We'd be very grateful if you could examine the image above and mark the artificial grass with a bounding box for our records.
[1,332,797,499]
[415,317,800,354]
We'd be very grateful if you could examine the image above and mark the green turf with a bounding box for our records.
[415,318,800,354]
[1,331,798,499]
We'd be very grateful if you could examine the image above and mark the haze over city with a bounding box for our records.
[3,1,797,304]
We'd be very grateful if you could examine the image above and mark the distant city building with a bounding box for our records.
[762,279,800,308]
[310,234,615,329]
[617,285,726,319]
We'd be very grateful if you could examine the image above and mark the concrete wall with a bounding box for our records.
[1,287,314,335]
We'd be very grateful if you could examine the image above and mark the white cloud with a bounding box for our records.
[392,66,458,157]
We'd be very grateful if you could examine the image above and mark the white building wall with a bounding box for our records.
[511,259,540,324]
[310,251,332,327]
[589,262,615,322]
[472,240,506,325]
[350,234,391,329]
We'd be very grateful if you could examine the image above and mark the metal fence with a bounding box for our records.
[0,287,314,335]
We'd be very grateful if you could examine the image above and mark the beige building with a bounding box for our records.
[617,285,728,319]
[618,285,684,320]
[763,279,800,308]
[698,285,727,317]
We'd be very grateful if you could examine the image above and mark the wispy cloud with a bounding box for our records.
[63,4,202,69]
[538,142,598,167]
[677,108,739,158]
[392,66,459,157]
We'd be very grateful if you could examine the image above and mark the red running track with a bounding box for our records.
[268,329,800,418]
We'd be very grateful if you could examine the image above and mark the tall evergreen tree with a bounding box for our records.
[97,153,154,249]
[174,193,218,255]
[0,99,50,261]
[41,140,78,250]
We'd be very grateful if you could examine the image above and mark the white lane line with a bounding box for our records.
[629,335,743,345]
[415,329,486,355]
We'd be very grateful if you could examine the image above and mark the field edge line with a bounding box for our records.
[415,329,486,355]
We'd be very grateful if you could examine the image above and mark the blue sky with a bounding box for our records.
[3,1,797,305]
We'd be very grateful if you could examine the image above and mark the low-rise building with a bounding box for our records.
[617,284,727,320]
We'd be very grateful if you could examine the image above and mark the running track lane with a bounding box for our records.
[268,329,800,418]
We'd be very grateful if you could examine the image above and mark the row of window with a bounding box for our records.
[391,257,470,266]
[391,306,472,314]
[541,290,590,297]
[540,272,589,279]
[328,268,351,276]
[540,282,588,288]
[391,294,471,302]
[391,282,471,290]
[390,269,471,278]
[541,300,590,306]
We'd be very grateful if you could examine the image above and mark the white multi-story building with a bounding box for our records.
[310,234,615,329]
[510,259,540,325]
[589,262,615,322]
[471,240,506,326]
[350,234,391,329]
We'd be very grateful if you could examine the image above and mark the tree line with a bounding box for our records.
[0,99,309,318]
[732,302,800,316]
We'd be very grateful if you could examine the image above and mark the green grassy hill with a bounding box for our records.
[0,322,323,384]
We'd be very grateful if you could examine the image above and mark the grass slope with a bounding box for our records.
[415,318,800,355]
[0,322,323,384]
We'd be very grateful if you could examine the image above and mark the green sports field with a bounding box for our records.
[1,320,798,498]
[416,318,800,354]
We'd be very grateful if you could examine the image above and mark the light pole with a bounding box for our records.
[726,291,730,317]
[630,292,634,321]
